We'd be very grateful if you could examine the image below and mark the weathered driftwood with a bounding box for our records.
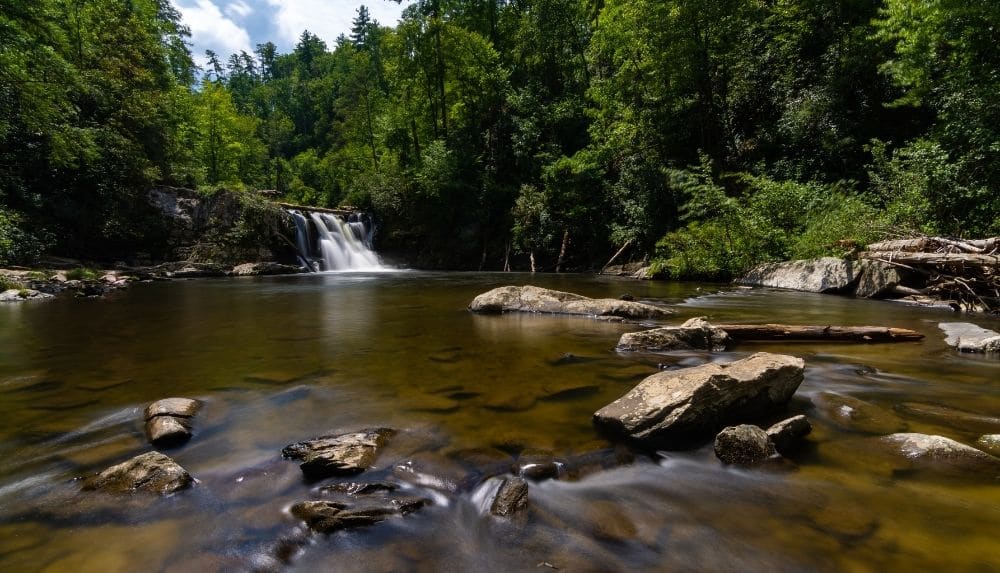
[860,251,999,266]
[714,324,924,343]
[277,202,355,216]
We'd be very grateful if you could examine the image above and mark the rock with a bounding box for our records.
[514,449,561,481]
[766,415,812,455]
[82,452,192,494]
[939,322,1000,354]
[895,402,1000,434]
[319,481,397,496]
[593,352,805,448]
[145,416,191,447]
[0,289,53,302]
[813,392,907,434]
[976,435,1000,457]
[714,425,776,466]
[853,260,904,298]
[882,433,1000,478]
[145,398,201,419]
[739,257,862,293]
[290,496,428,534]
[144,398,201,447]
[230,262,304,276]
[490,477,529,517]
[283,428,393,479]
[166,264,229,278]
[616,317,729,352]
[468,285,674,319]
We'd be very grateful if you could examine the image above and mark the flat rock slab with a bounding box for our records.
[938,322,1000,353]
[593,352,805,448]
[617,317,729,352]
[82,451,192,495]
[0,289,54,302]
[230,262,305,276]
[283,428,394,479]
[469,285,674,319]
[739,257,862,293]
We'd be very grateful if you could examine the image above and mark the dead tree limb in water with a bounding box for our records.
[715,324,924,343]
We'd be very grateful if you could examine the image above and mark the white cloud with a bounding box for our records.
[176,0,253,66]
[225,0,254,18]
[266,0,405,48]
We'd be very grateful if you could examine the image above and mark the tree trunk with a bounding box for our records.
[503,243,511,272]
[601,239,633,274]
[556,229,570,273]
[530,250,536,273]
[715,324,924,343]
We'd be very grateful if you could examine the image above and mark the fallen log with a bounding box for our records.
[714,324,924,343]
[860,251,999,266]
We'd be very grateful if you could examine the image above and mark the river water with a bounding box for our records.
[0,273,998,572]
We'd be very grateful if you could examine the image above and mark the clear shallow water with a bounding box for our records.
[0,273,998,572]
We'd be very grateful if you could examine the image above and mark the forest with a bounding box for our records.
[1,0,997,275]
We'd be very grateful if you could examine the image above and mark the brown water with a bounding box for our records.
[0,272,998,572]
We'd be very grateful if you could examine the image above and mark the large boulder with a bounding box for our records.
[939,322,1000,354]
[616,317,729,352]
[283,428,394,479]
[469,285,674,319]
[82,452,192,495]
[854,260,905,298]
[593,352,805,448]
[739,257,862,293]
[714,425,776,466]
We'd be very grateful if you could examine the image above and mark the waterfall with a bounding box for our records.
[287,210,385,272]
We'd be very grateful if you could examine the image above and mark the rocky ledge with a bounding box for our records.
[469,285,674,319]
[593,352,805,448]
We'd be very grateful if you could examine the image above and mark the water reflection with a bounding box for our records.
[0,274,997,572]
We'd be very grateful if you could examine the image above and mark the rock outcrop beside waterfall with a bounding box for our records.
[469,285,674,319]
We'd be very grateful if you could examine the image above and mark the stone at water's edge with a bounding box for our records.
[976,435,1000,457]
[230,262,305,276]
[714,425,776,466]
[0,289,54,302]
[854,260,904,298]
[82,451,192,494]
[283,428,394,479]
[739,257,862,293]
[593,352,805,448]
[145,397,201,419]
[616,317,729,352]
[291,496,429,534]
[468,285,674,319]
[938,322,1000,354]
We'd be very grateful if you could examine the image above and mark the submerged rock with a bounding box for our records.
[714,425,776,466]
[319,481,397,496]
[291,496,428,534]
[468,285,674,319]
[593,352,805,448]
[939,322,1000,354]
[813,392,907,435]
[739,257,862,293]
[490,477,529,517]
[616,317,729,352]
[766,415,812,455]
[514,449,561,481]
[976,434,1000,457]
[82,451,192,494]
[882,433,1000,478]
[144,397,201,447]
[283,428,394,479]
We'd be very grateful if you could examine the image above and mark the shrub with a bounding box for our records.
[0,208,48,266]
[65,267,100,281]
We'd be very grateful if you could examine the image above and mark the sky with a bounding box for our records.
[173,0,407,67]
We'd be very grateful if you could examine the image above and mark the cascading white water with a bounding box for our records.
[288,210,385,271]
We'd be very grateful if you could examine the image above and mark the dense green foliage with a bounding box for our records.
[1,0,996,273]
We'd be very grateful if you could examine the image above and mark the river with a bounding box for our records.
[0,272,998,572]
